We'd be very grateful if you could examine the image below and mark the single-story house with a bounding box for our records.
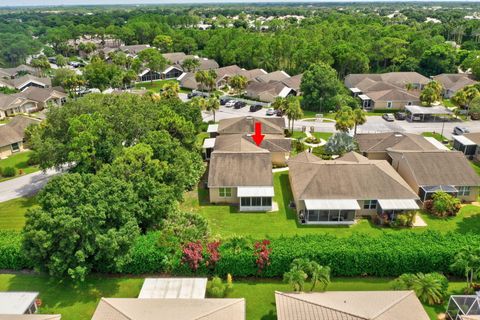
[452,132,480,160]
[288,151,420,224]
[92,297,245,320]
[388,150,480,202]
[178,65,244,90]
[281,73,303,92]
[433,73,477,98]
[0,64,38,79]
[119,44,150,57]
[216,116,286,135]
[245,81,296,103]
[0,94,38,119]
[356,132,440,160]
[275,291,429,320]
[345,72,429,110]
[21,87,67,110]
[162,52,219,71]
[0,116,41,158]
[10,75,51,91]
[238,68,268,82]
[208,144,274,211]
[138,65,184,82]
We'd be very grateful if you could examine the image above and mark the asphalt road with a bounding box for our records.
[0,168,62,203]
[202,105,480,139]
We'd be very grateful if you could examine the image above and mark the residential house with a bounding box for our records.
[281,73,303,92]
[0,87,66,118]
[238,68,268,82]
[179,65,243,90]
[92,298,245,320]
[138,278,207,299]
[356,132,440,160]
[119,44,150,57]
[388,150,480,202]
[10,75,52,91]
[0,64,38,79]
[0,116,40,158]
[0,316,61,320]
[345,72,430,110]
[452,132,480,160]
[275,291,429,320]
[433,73,477,98]
[245,81,296,103]
[288,151,420,224]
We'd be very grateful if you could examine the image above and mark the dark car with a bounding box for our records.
[249,104,262,112]
[187,92,198,99]
[234,101,246,109]
[275,109,284,117]
[220,97,229,105]
[394,112,406,120]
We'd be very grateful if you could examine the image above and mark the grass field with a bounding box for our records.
[134,79,190,93]
[0,197,38,230]
[422,131,448,142]
[0,151,39,181]
[0,273,463,320]
[183,171,480,238]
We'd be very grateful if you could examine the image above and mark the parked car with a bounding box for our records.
[187,92,199,99]
[266,108,276,116]
[225,100,237,108]
[275,109,284,117]
[249,104,262,112]
[382,113,395,122]
[220,97,230,105]
[394,112,406,120]
[234,101,247,109]
[453,126,470,135]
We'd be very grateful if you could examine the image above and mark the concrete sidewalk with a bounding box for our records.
[0,168,62,203]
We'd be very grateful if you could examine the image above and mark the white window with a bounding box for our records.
[219,187,232,197]
[457,186,471,196]
[387,101,393,109]
[10,142,20,153]
[363,200,377,209]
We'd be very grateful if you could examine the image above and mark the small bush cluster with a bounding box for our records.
[424,192,461,217]
[304,136,320,144]
[207,274,233,298]
[0,166,16,178]
[375,211,416,228]
[393,272,449,305]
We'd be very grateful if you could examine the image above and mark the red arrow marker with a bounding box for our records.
[252,122,265,146]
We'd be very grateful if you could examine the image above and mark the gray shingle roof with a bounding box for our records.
[356,132,439,153]
[0,115,41,147]
[217,117,285,135]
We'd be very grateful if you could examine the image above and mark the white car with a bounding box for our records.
[266,108,275,116]
[225,100,237,108]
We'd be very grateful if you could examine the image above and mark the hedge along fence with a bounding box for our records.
[2,230,480,277]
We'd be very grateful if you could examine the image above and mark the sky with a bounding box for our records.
[2,0,478,6]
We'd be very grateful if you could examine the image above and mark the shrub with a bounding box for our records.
[27,153,40,166]
[292,140,306,153]
[182,241,203,271]
[207,275,233,298]
[1,167,16,177]
[254,239,271,274]
[432,192,461,217]
[304,136,320,144]
[391,211,416,228]
[393,272,448,305]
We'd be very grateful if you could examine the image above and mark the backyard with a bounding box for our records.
[182,171,480,238]
[0,151,39,181]
[0,273,463,320]
[134,79,190,93]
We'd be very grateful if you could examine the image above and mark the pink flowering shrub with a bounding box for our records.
[254,239,272,273]
[182,241,203,271]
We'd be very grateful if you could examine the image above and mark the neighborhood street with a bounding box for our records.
[0,168,62,203]
[202,105,480,139]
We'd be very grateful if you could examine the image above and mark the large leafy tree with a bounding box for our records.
[335,106,355,132]
[181,57,201,72]
[419,44,456,76]
[84,57,124,91]
[23,173,140,281]
[451,246,480,292]
[228,74,248,95]
[300,62,346,112]
[138,48,168,83]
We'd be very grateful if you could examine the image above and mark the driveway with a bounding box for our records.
[0,168,63,203]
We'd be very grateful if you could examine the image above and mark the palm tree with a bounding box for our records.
[283,267,308,292]
[195,70,208,92]
[161,82,180,99]
[308,262,331,291]
[334,106,355,133]
[285,96,303,132]
[352,108,367,136]
[451,245,480,291]
[412,273,445,305]
[206,95,220,122]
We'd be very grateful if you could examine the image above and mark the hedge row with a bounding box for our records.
[2,230,479,277]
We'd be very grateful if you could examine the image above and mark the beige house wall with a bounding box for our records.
[0,141,24,159]
[372,100,420,110]
[458,186,479,202]
[364,151,389,161]
[209,187,239,204]
[272,152,288,167]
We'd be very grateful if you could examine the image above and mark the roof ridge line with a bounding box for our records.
[102,298,134,320]
[372,291,414,319]
[196,298,244,320]
[275,291,368,320]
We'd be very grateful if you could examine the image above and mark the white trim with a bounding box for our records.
[358,94,370,100]
[237,186,274,197]
[207,124,218,133]
[304,199,360,210]
[177,72,187,81]
[424,137,450,150]
[202,138,216,149]
[377,199,419,210]
[278,87,293,98]
[453,135,476,146]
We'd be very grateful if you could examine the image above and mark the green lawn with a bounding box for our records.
[291,131,306,139]
[0,197,38,230]
[134,79,190,93]
[184,171,480,238]
[422,131,449,143]
[0,273,462,320]
[311,132,332,140]
[0,151,39,181]
[471,161,480,176]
